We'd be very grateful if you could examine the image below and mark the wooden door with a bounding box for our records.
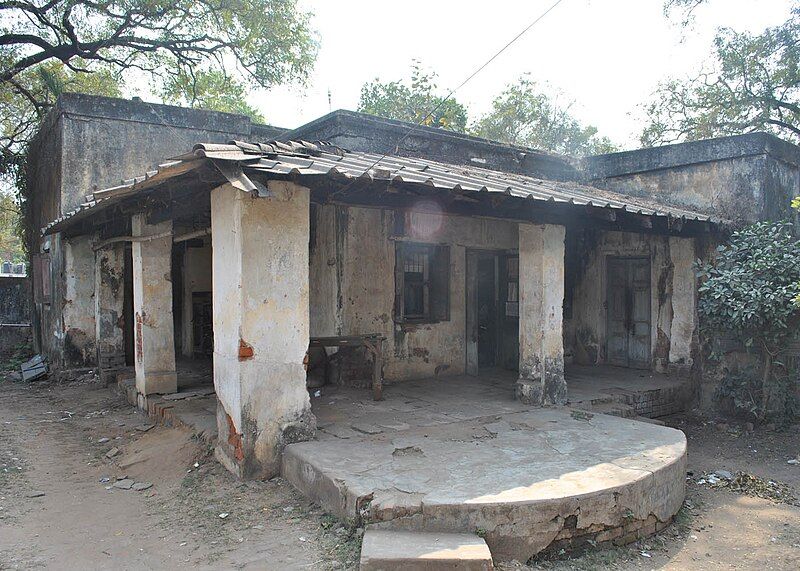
[606,257,651,368]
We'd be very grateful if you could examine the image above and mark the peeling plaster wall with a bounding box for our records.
[63,234,97,367]
[180,239,212,357]
[25,93,283,369]
[565,230,698,372]
[94,244,126,376]
[309,203,518,381]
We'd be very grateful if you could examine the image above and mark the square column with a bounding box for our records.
[516,223,567,405]
[94,243,126,383]
[63,233,97,367]
[211,182,315,479]
[132,215,177,395]
[668,236,697,372]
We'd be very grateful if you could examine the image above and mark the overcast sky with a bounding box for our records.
[245,0,794,150]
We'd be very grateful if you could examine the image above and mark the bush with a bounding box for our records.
[697,221,800,420]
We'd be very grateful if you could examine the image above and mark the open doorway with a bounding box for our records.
[466,250,519,375]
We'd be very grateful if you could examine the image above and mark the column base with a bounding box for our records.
[215,399,316,480]
[136,370,177,395]
[515,371,567,406]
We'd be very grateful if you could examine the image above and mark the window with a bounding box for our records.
[395,242,449,323]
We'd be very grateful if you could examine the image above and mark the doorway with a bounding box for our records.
[466,250,519,374]
[606,257,651,369]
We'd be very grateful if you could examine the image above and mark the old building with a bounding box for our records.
[24,94,800,562]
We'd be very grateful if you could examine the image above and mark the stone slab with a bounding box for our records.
[360,529,493,571]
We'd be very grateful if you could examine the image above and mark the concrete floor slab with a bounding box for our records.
[283,373,687,562]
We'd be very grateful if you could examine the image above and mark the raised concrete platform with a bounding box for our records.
[360,529,493,570]
[282,375,687,563]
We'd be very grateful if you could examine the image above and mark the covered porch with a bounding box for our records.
[41,139,716,482]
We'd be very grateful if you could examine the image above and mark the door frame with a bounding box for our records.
[466,249,499,375]
[605,256,652,369]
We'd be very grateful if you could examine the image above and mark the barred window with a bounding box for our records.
[394,242,449,323]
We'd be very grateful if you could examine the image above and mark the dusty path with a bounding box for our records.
[0,377,353,571]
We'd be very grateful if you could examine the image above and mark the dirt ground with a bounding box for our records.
[0,376,359,571]
[1,375,799,571]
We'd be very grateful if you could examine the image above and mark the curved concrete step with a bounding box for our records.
[360,529,493,570]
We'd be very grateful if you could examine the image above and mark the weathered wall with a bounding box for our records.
[565,230,698,373]
[0,276,32,362]
[94,244,126,379]
[0,276,31,324]
[585,133,800,223]
[63,234,97,367]
[310,203,518,381]
[26,93,284,369]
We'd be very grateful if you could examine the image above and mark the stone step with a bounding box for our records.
[360,528,493,570]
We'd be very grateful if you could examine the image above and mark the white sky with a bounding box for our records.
[241,0,794,150]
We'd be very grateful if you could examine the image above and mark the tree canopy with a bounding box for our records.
[0,0,317,161]
[642,3,800,145]
[358,65,616,156]
[472,77,617,156]
[358,62,469,132]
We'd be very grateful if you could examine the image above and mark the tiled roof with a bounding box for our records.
[43,140,720,235]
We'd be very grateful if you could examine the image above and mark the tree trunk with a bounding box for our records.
[759,349,774,421]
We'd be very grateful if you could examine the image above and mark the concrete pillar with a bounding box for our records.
[94,243,126,383]
[668,236,697,371]
[132,214,177,395]
[63,233,97,367]
[516,223,567,405]
[211,182,315,479]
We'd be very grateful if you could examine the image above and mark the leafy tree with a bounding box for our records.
[159,69,265,123]
[697,221,800,420]
[0,191,24,262]
[643,4,800,145]
[358,62,468,131]
[472,77,617,156]
[0,0,317,255]
[0,0,315,159]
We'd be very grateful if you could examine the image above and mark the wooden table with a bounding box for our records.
[309,334,386,400]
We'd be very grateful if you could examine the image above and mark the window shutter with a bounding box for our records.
[430,245,450,322]
[32,253,51,304]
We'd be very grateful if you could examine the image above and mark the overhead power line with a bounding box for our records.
[359,0,569,176]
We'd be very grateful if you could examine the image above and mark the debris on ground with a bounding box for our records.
[113,478,135,490]
[25,491,46,498]
[20,355,48,382]
[695,470,798,505]
[105,447,120,458]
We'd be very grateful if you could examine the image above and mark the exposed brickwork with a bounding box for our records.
[543,514,673,556]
